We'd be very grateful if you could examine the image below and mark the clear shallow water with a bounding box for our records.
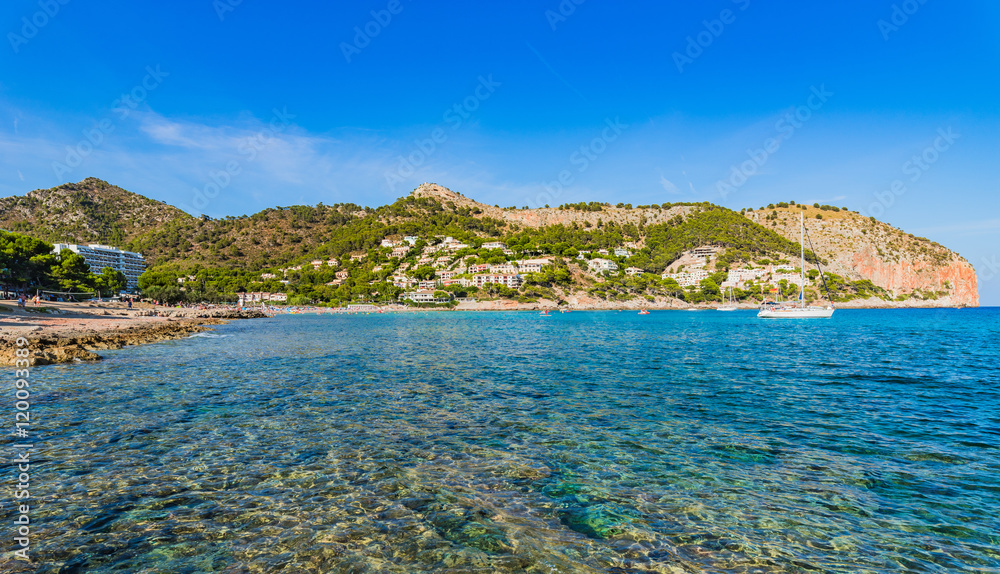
[23,309,1000,573]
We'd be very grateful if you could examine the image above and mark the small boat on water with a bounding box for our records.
[758,302,834,318]
[718,286,738,311]
[539,310,551,316]
[638,309,650,315]
[758,212,835,319]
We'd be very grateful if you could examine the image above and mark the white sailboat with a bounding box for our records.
[717,286,738,311]
[758,212,835,319]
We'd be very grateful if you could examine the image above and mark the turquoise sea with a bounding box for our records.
[22,309,1000,572]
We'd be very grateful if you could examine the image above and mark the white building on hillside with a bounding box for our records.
[52,243,146,291]
[663,269,710,287]
[588,258,618,273]
[773,272,804,286]
[403,290,442,303]
[690,247,718,258]
[727,268,767,284]
[490,263,518,274]
[391,275,417,289]
[238,292,287,305]
[472,274,522,288]
[468,263,491,274]
[516,259,551,274]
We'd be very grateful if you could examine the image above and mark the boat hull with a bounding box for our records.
[757,307,834,318]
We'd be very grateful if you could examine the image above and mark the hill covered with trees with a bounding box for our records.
[0,179,977,307]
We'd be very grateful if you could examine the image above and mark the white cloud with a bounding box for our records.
[139,116,209,149]
[0,105,414,214]
[659,174,680,194]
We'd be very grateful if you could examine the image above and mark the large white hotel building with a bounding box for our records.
[52,243,146,291]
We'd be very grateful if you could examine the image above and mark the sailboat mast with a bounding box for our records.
[800,211,805,307]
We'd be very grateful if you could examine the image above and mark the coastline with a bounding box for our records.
[0,301,265,366]
[6,296,971,366]
[272,296,973,314]
[455,293,973,311]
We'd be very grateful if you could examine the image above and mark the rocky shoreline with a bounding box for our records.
[0,302,266,366]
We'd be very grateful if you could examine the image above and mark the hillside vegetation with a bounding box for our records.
[0,179,977,306]
[0,178,185,247]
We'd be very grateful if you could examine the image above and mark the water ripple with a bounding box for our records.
[26,309,1000,572]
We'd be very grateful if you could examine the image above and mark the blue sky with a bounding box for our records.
[2,0,999,302]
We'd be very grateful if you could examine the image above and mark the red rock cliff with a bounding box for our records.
[746,206,978,307]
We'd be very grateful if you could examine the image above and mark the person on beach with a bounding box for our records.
[127,298,133,310]
[18,294,26,309]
